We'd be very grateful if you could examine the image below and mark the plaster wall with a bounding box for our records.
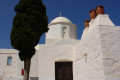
[0,49,43,80]
[99,26,120,80]
[37,45,74,80]
[30,49,39,77]
[73,26,105,80]
[46,39,60,45]
[0,49,23,79]
[89,14,115,28]
[94,14,115,27]
[69,25,77,39]
[46,24,62,39]
[46,23,77,44]
[55,39,79,45]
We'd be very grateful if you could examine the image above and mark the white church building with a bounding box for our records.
[0,6,120,80]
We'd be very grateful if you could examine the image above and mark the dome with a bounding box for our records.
[49,17,72,24]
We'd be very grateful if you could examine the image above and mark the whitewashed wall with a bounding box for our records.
[30,49,39,77]
[100,26,120,80]
[73,26,105,80]
[73,14,120,80]
[46,24,62,39]
[0,49,23,79]
[37,45,74,80]
[69,25,77,39]
[46,23,77,44]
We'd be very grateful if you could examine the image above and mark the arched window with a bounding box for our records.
[7,57,12,66]
[62,26,67,38]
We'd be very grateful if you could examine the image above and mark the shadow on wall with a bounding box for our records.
[0,76,3,80]
[2,78,23,80]
[0,70,3,80]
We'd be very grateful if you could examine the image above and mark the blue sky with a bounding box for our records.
[0,0,120,49]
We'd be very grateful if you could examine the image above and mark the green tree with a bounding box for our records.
[10,0,48,80]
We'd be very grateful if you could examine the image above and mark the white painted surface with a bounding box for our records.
[38,45,74,80]
[30,50,39,77]
[74,26,105,80]
[0,49,23,79]
[99,26,120,80]
[94,14,115,26]
[0,14,120,80]
[55,39,79,45]
[46,17,77,44]
[49,17,72,25]
[46,24,62,39]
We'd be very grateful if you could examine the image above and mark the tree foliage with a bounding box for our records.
[10,0,48,61]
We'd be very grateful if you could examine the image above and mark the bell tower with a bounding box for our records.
[46,17,77,44]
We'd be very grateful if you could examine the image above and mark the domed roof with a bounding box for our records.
[49,17,72,24]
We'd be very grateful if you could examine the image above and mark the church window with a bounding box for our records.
[7,57,12,66]
[62,26,67,38]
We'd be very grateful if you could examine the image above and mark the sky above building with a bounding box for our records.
[0,0,120,49]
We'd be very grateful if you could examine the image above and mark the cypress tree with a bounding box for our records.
[10,0,48,80]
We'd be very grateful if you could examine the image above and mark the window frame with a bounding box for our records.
[7,56,12,66]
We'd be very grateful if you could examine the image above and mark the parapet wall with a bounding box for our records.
[74,14,120,80]
[82,14,115,39]
[74,26,104,80]
[99,26,120,80]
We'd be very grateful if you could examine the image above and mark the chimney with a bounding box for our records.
[89,9,96,20]
[84,20,90,28]
[96,5,104,15]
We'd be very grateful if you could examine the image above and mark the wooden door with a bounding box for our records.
[55,62,73,80]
